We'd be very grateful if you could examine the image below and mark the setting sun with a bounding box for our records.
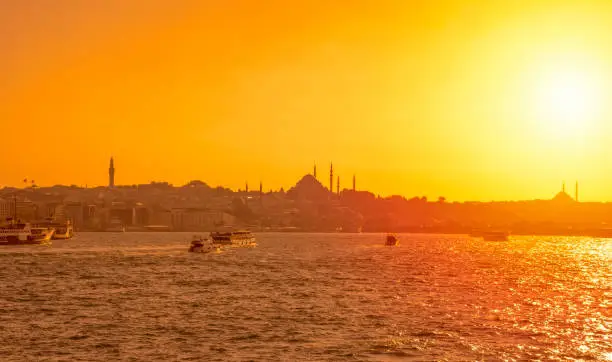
[532,66,601,138]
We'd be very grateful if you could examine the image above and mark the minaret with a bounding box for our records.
[313,164,317,179]
[108,157,115,188]
[352,174,356,192]
[575,181,579,202]
[562,181,566,193]
[329,162,334,193]
[337,175,340,196]
[245,182,249,193]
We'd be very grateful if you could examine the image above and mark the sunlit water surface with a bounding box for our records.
[0,233,610,361]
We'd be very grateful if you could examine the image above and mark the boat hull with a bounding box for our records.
[0,239,52,245]
[0,231,54,245]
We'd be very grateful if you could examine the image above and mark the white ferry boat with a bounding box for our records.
[0,221,55,245]
[210,230,256,247]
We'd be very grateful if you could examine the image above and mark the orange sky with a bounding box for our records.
[3,0,612,201]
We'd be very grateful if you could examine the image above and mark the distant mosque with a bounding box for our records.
[311,162,357,195]
[552,181,578,202]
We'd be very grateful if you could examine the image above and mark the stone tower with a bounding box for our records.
[109,157,115,188]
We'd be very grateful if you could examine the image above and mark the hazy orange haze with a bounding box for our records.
[3,0,612,201]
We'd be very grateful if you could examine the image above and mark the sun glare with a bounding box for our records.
[532,68,601,138]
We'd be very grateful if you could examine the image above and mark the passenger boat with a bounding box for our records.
[482,231,510,241]
[468,229,484,238]
[0,221,55,245]
[188,235,221,253]
[210,230,257,247]
[32,219,74,240]
[385,233,399,246]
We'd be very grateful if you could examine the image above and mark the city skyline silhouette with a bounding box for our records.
[2,1,612,202]
[1,156,586,203]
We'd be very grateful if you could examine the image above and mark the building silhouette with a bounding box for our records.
[552,181,575,203]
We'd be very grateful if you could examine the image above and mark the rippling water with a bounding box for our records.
[0,233,610,361]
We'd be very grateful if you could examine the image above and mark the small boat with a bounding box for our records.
[482,231,509,241]
[210,230,257,247]
[588,228,612,238]
[106,218,126,232]
[188,235,220,253]
[468,229,484,238]
[385,233,399,246]
[106,225,125,232]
